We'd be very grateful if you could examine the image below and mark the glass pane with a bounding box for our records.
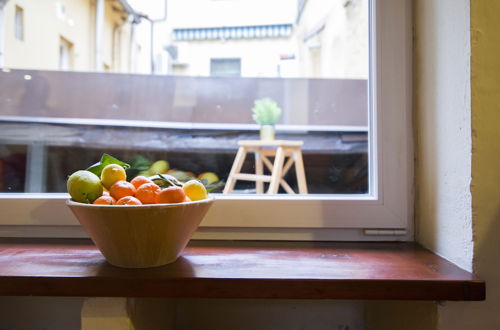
[0,0,369,196]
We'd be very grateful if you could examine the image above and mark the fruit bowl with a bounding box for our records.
[66,197,214,268]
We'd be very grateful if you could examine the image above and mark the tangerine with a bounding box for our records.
[135,182,161,204]
[116,196,142,205]
[130,175,154,189]
[109,180,136,200]
[93,195,116,205]
[157,186,186,204]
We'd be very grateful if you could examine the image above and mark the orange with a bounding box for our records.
[116,196,142,205]
[157,186,186,204]
[130,176,153,189]
[135,182,161,204]
[109,180,136,200]
[183,196,191,203]
[93,195,116,205]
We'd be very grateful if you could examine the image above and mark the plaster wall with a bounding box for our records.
[415,0,500,329]
[0,297,364,330]
[3,0,132,73]
[413,0,473,272]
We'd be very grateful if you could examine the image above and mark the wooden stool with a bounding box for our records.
[223,140,308,194]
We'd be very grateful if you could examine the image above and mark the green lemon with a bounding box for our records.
[67,170,103,203]
[148,160,169,175]
[198,172,219,185]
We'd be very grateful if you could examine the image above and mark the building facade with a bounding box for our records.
[0,0,142,73]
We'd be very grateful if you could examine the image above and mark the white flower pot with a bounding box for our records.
[259,125,275,141]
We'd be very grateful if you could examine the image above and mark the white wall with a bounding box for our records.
[414,0,475,328]
[174,38,294,77]
[414,0,473,272]
[414,0,500,329]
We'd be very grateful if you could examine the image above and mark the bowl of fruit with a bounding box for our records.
[66,154,214,268]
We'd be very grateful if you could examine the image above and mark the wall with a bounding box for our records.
[4,0,93,71]
[413,0,473,328]
[463,0,500,327]
[0,297,365,330]
[174,37,295,78]
[414,0,473,272]
[294,0,368,79]
[2,0,498,329]
[415,0,500,329]
[3,0,132,73]
[0,296,83,330]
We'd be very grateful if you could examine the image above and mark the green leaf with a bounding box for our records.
[86,154,130,177]
[128,154,152,171]
[149,174,183,188]
[205,180,225,193]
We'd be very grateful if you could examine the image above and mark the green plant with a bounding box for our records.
[251,98,282,125]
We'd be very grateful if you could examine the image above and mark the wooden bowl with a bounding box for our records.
[66,197,214,268]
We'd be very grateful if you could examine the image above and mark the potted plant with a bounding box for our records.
[251,98,282,140]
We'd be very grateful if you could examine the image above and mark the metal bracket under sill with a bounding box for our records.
[363,229,408,236]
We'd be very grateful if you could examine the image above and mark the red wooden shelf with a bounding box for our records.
[0,239,485,300]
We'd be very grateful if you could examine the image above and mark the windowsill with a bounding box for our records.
[0,239,485,301]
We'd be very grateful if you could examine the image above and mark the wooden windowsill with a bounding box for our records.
[0,239,485,301]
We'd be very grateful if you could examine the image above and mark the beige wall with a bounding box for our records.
[465,0,500,327]
[3,0,131,72]
[294,0,368,79]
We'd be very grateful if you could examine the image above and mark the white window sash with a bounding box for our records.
[0,0,412,240]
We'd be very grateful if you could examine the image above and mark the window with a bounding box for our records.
[59,37,74,71]
[210,58,241,77]
[0,0,412,240]
[14,5,24,41]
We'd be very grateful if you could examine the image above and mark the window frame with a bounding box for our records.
[0,0,413,241]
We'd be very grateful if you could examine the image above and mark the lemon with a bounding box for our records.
[182,180,208,201]
[100,164,127,190]
[67,170,103,203]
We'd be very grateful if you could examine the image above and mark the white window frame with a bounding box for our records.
[0,0,413,241]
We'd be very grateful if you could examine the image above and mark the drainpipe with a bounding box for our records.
[142,1,168,74]
[128,17,136,72]
[0,0,9,68]
[115,0,141,73]
[95,0,104,71]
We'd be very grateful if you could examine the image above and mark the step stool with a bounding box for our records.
[223,140,308,194]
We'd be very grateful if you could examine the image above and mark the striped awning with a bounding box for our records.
[173,24,293,41]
